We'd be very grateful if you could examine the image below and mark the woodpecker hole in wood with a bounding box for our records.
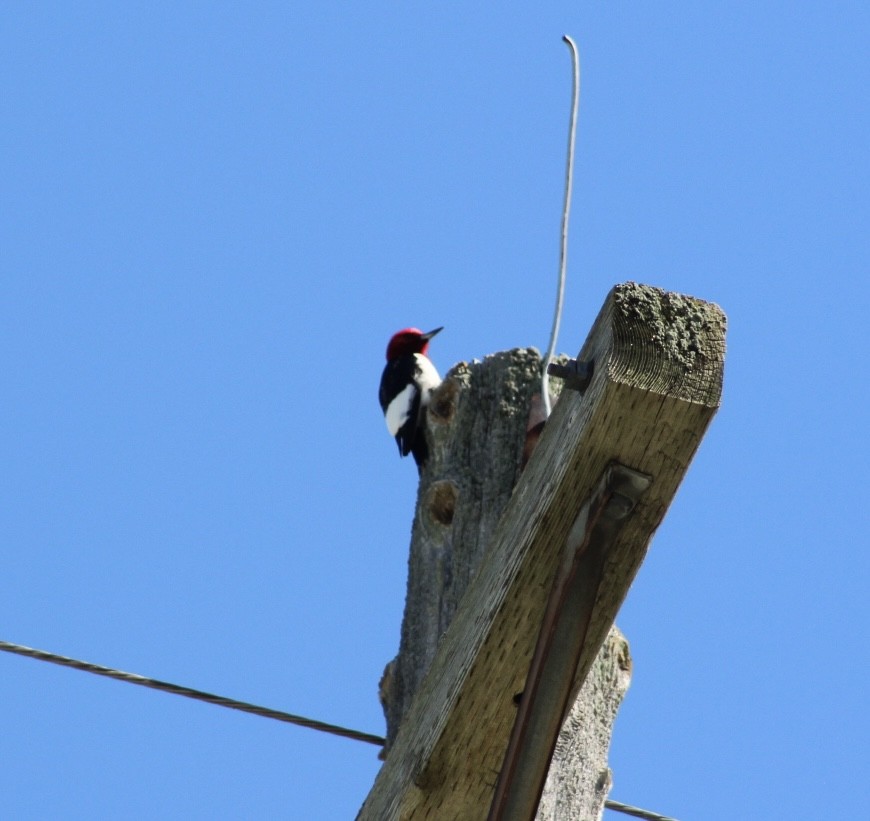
[616,637,632,674]
[426,480,458,527]
[428,379,459,425]
[595,768,613,795]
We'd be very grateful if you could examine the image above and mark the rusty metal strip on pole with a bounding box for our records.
[487,462,652,821]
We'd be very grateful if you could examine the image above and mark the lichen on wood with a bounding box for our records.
[380,347,546,750]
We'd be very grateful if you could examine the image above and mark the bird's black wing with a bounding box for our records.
[379,356,422,458]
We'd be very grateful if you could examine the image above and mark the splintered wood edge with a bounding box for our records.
[359,283,726,820]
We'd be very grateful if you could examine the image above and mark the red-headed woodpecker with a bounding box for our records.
[379,326,443,468]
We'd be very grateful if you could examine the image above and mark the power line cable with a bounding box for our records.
[1,639,679,819]
[0,639,385,747]
[604,798,680,821]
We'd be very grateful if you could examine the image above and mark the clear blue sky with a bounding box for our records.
[2,4,867,819]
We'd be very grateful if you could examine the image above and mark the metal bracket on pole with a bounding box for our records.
[546,358,594,393]
[487,462,652,821]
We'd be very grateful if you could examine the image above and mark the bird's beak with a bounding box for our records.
[422,327,444,341]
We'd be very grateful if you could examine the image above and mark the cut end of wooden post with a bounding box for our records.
[602,282,726,405]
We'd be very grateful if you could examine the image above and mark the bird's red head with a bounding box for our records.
[385,326,443,361]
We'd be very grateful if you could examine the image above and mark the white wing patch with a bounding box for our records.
[385,383,417,436]
[413,353,442,395]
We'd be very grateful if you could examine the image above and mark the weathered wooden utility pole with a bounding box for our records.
[364,282,726,820]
